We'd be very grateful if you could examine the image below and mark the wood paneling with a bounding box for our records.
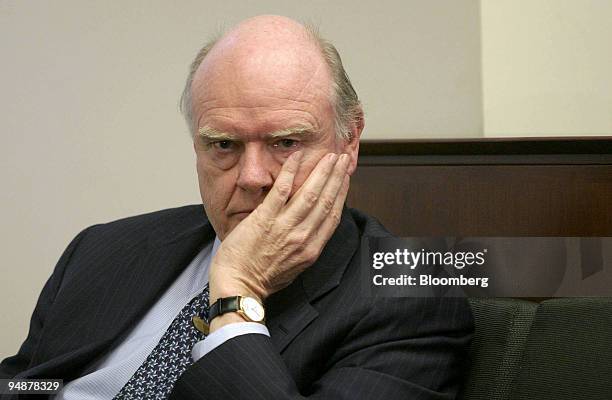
[347,139,612,236]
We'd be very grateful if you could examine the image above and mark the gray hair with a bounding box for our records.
[179,26,362,141]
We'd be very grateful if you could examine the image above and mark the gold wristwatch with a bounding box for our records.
[208,296,265,323]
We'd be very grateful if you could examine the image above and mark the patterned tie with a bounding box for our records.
[113,285,210,400]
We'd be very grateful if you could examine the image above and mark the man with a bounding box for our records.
[1,15,473,399]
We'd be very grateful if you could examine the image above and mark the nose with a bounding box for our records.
[236,145,275,193]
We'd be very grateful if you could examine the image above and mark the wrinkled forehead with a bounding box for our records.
[191,31,334,110]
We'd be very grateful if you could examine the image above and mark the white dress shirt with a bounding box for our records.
[56,237,269,399]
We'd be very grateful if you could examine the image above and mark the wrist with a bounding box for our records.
[209,276,265,305]
[210,286,263,305]
[207,295,266,334]
[208,312,246,333]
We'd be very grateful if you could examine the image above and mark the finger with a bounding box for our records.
[285,152,339,221]
[301,153,350,227]
[312,173,350,250]
[259,150,303,215]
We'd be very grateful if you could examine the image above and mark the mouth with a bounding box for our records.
[230,210,254,219]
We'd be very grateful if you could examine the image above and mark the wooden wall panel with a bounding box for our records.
[347,140,612,236]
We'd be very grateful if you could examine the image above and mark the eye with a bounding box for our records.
[212,140,235,150]
[273,138,299,149]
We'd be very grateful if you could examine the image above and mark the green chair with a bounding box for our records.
[460,298,537,400]
[460,298,612,400]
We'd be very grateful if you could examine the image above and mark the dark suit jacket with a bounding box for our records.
[1,205,473,399]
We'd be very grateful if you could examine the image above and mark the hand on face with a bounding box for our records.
[208,150,350,307]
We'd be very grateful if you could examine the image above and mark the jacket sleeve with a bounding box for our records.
[0,227,91,379]
[170,297,474,400]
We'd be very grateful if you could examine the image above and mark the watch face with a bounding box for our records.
[241,297,265,322]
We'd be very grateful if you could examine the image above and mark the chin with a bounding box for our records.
[220,220,240,240]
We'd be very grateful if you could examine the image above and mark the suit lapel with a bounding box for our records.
[265,279,318,352]
[23,207,215,379]
[267,207,360,353]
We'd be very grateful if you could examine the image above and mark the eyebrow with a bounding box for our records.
[197,126,239,141]
[197,124,318,141]
[268,125,319,139]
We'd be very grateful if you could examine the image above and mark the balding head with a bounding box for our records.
[204,15,320,64]
[180,15,362,141]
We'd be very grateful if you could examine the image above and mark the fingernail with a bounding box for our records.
[293,151,303,161]
[329,153,338,162]
[341,154,350,164]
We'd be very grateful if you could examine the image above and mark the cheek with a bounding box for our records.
[196,161,234,207]
[209,152,240,171]
[289,157,319,196]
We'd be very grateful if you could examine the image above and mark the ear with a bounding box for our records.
[343,107,364,176]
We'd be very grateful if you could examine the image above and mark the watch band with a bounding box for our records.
[208,296,241,322]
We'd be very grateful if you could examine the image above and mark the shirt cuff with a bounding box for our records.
[191,322,270,361]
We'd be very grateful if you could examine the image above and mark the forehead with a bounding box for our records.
[190,37,335,136]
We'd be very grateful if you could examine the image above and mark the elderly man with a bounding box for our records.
[1,15,473,399]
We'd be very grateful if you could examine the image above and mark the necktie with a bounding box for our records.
[113,284,209,400]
